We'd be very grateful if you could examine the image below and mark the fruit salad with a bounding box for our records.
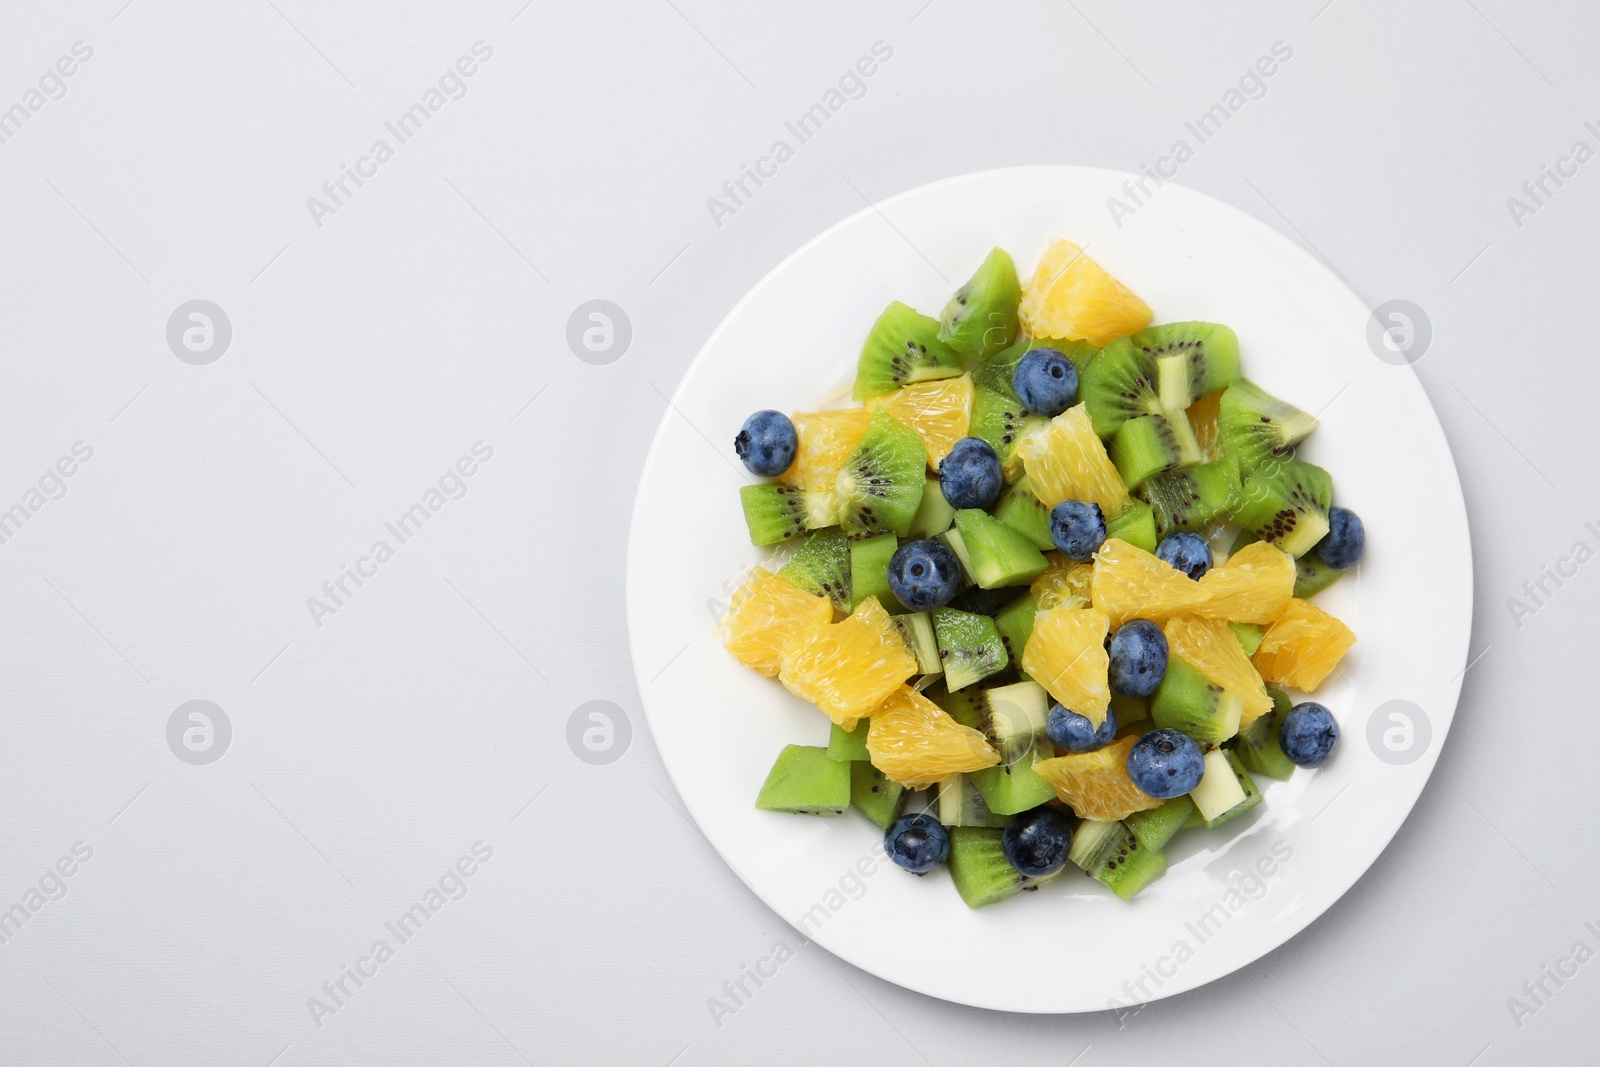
[721,239,1362,908]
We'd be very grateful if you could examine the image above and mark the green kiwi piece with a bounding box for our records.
[993,476,1056,551]
[836,409,927,538]
[1067,819,1166,900]
[907,476,956,538]
[968,680,1056,815]
[1139,459,1240,538]
[853,301,964,400]
[1218,379,1319,474]
[738,484,844,545]
[932,607,1009,691]
[1151,655,1243,745]
[1234,688,1297,780]
[938,772,1010,828]
[951,509,1049,589]
[939,247,1021,360]
[1105,501,1159,553]
[889,611,943,674]
[1294,551,1345,599]
[755,745,850,815]
[994,595,1038,666]
[778,529,851,610]
[1229,456,1332,558]
[1081,337,1162,438]
[1131,322,1242,406]
[1111,692,1150,732]
[850,762,906,828]
[948,826,1063,908]
[1068,819,1130,872]
[828,719,870,762]
[849,533,899,611]
[1124,796,1195,852]
[970,385,1048,477]
[948,584,1019,617]
[1229,621,1265,658]
[1097,842,1167,900]
[1110,411,1203,489]
[1200,751,1262,829]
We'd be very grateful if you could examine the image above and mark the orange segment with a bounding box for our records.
[779,596,918,725]
[780,408,872,492]
[1090,538,1210,628]
[1031,553,1094,610]
[1163,615,1272,727]
[866,686,998,789]
[867,375,973,468]
[1196,541,1296,624]
[719,569,834,677]
[1021,604,1111,724]
[1019,239,1152,346]
[1035,736,1162,821]
[1017,403,1133,515]
[1252,598,1356,692]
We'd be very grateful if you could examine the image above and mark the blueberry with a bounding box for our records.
[734,410,797,477]
[1316,506,1365,570]
[1000,807,1073,878]
[939,437,1003,509]
[1126,729,1204,799]
[887,539,963,612]
[1108,619,1168,697]
[885,812,951,875]
[1280,702,1339,767]
[1012,348,1079,417]
[1156,531,1212,579]
[1049,499,1106,561]
[1046,703,1116,754]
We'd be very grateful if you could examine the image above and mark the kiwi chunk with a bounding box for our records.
[1111,692,1150,731]
[836,409,927,538]
[932,607,1009,691]
[779,529,851,611]
[889,611,943,674]
[1080,337,1162,438]
[993,594,1038,666]
[1229,457,1332,558]
[938,772,1010,828]
[849,533,899,611]
[1068,819,1130,872]
[1131,322,1242,405]
[948,826,1063,908]
[1234,688,1296,780]
[828,719,870,762]
[1097,843,1167,900]
[1198,751,1262,829]
[1294,551,1345,599]
[951,509,1049,589]
[738,484,843,545]
[1218,379,1318,474]
[1188,749,1245,822]
[1139,460,1240,538]
[1105,501,1159,553]
[1229,621,1265,658]
[850,762,906,828]
[970,386,1047,477]
[993,476,1056,551]
[853,301,963,400]
[967,680,1055,815]
[1151,656,1243,745]
[1124,796,1195,852]
[1067,819,1166,901]
[939,247,1021,360]
[907,476,956,538]
[1110,412,1203,489]
[755,745,850,815]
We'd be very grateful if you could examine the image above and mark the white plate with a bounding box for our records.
[626,167,1471,1013]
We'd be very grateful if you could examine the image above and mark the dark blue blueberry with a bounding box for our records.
[1126,729,1204,799]
[885,812,951,875]
[1108,619,1168,697]
[1046,703,1116,754]
[1280,702,1339,767]
[1156,531,1212,579]
[887,539,963,612]
[939,437,1003,509]
[1316,506,1365,570]
[734,410,797,477]
[1000,807,1073,878]
[1049,499,1107,561]
[1012,348,1079,417]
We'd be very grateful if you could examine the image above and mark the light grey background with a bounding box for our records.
[0,1,1593,1064]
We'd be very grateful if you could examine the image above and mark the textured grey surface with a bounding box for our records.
[0,1,1593,1064]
